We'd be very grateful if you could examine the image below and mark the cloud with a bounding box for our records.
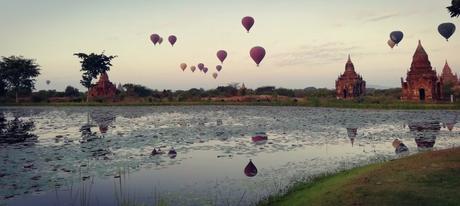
[364,12,400,22]
[271,42,360,67]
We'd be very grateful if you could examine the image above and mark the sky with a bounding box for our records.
[0,0,459,91]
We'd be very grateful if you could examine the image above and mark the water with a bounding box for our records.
[0,106,459,205]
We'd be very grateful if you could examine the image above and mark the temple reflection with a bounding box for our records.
[346,128,357,147]
[408,121,441,151]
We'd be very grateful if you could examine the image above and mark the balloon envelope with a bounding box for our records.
[180,63,187,71]
[212,72,218,79]
[216,50,227,63]
[438,23,456,41]
[158,37,163,45]
[244,160,258,177]
[46,80,51,85]
[203,67,208,73]
[190,66,196,72]
[168,35,177,46]
[390,31,404,45]
[250,46,266,66]
[150,34,160,45]
[387,39,396,49]
[216,65,222,72]
[242,16,255,33]
[198,63,204,70]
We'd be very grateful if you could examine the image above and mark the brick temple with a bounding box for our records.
[335,55,366,99]
[440,60,459,86]
[401,41,443,102]
[88,72,117,101]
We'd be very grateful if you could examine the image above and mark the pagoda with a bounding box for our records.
[335,55,366,99]
[88,72,117,101]
[401,41,442,102]
[440,60,458,86]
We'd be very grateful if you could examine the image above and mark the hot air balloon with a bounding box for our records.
[438,23,456,41]
[216,65,222,72]
[203,67,208,73]
[212,72,218,79]
[216,50,227,63]
[180,63,187,71]
[390,31,404,45]
[244,159,258,177]
[387,39,396,49]
[150,34,160,45]
[242,16,255,33]
[46,80,51,85]
[158,37,163,45]
[168,35,177,46]
[198,63,204,70]
[190,66,196,72]
[250,46,266,66]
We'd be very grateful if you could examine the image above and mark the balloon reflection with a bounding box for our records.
[244,159,258,177]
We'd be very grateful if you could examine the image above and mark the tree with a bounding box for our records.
[0,78,6,97]
[64,86,80,97]
[74,52,117,101]
[0,56,40,103]
[448,0,460,17]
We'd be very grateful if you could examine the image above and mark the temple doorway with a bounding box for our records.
[343,89,348,98]
[419,88,426,101]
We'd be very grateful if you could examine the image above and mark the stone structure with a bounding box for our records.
[335,55,366,99]
[401,41,442,102]
[440,60,458,86]
[88,72,117,101]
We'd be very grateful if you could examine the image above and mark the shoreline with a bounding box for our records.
[259,147,460,206]
[1,101,460,110]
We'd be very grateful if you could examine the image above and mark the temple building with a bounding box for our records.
[88,72,117,101]
[401,41,442,102]
[335,55,366,99]
[440,60,459,86]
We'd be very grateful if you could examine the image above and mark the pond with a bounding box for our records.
[0,106,459,206]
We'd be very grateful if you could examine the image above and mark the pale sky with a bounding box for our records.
[0,0,458,91]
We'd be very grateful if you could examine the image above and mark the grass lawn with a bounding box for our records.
[260,147,460,206]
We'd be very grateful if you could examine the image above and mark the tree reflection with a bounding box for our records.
[0,112,37,144]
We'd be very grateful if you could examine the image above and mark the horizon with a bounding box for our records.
[0,0,458,91]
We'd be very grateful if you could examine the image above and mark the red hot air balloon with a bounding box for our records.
[216,65,222,72]
[216,50,227,63]
[242,16,255,33]
[250,46,266,66]
[190,66,196,72]
[150,34,160,45]
[198,63,204,70]
[168,35,177,46]
[244,159,258,177]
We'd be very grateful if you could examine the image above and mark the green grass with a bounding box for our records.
[259,147,460,206]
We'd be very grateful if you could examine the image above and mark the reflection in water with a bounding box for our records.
[346,128,357,147]
[392,139,409,154]
[252,132,268,145]
[408,121,441,151]
[244,159,258,177]
[0,112,37,144]
[1,107,460,205]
